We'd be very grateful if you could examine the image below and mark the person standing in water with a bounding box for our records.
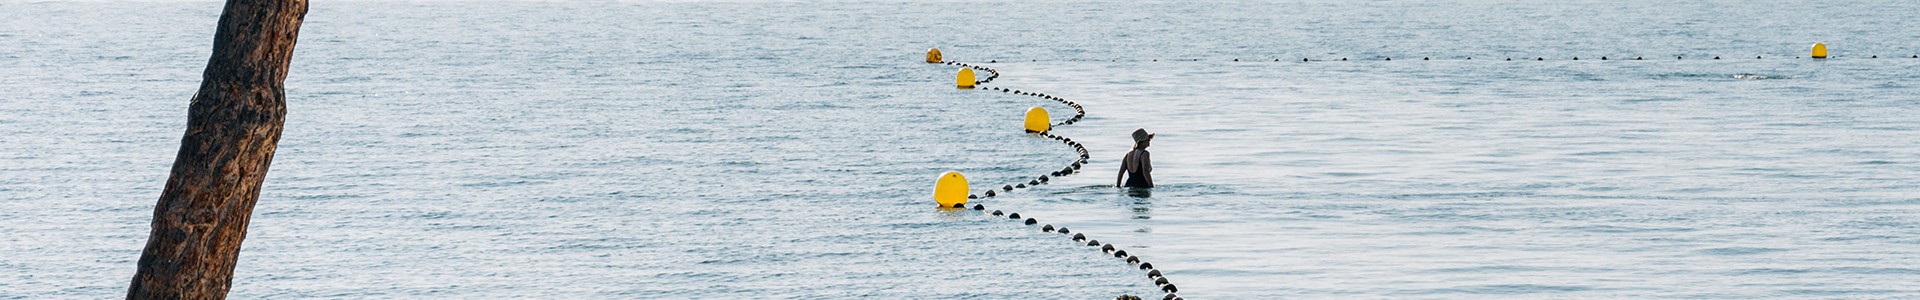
[1117,128,1154,188]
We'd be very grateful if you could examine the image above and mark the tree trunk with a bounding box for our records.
[128,0,307,299]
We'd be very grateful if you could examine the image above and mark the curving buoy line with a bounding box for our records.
[925,48,1180,300]
[937,44,1917,63]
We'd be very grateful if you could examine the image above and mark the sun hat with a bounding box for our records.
[1131,128,1154,143]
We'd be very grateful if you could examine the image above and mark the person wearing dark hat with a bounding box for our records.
[1117,128,1154,188]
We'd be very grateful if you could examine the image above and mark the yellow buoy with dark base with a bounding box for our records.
[933,171,968,207]
[1024,107,1050,133]
[1812,43,1828,59]
[956,68,976,89]
[926,48,943,63]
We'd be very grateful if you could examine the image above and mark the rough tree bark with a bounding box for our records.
[128,0,307,299]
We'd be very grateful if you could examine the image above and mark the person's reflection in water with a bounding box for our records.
[1117,128,1155,189]
[1129,194,1152,219]
[1125,187,1152,198]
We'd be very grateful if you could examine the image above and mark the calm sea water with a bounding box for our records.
[4,0,1920,298]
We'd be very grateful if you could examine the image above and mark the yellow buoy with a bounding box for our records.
[926,48,943,63]
[956,68,976,88]
[1023,107,1050,133]
[1812,43,1828,59]
[933,171,968,207]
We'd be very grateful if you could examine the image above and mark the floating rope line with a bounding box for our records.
[930,51,1180,300]
[979,55,1920,63]
[936,45,1913,64]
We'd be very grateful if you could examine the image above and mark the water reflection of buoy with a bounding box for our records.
[926,48,943,63]
[1024,107,1051,133]
[933,171,968,207]
[956,68,976,88]
[1812,43,1828,59]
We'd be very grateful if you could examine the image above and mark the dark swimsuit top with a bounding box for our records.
[1123,149,1151,188]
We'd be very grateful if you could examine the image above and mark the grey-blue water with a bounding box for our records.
[5,0,1920,298]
